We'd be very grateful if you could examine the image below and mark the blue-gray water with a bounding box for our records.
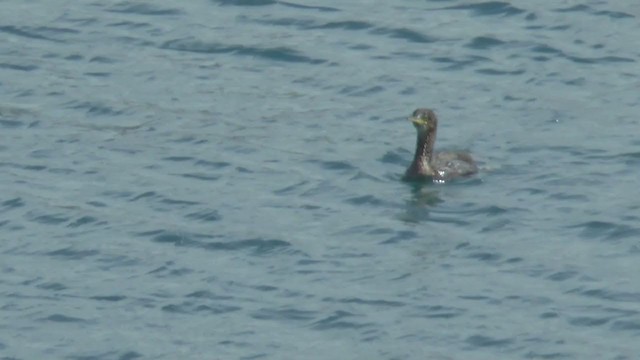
[2,1,640,359]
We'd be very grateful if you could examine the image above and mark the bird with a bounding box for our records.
[403,108,478,183]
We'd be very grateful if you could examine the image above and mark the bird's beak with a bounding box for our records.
[409,116,425,126]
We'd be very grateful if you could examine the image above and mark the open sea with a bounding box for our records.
[1,1,640,359]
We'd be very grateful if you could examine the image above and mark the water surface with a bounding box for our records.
[1,1,640,359]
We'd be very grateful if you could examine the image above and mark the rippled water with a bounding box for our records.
[2,1,640,359]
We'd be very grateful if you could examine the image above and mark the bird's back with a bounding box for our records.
[432,151,478,180]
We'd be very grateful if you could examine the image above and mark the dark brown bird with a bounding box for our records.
[403,108,478,183]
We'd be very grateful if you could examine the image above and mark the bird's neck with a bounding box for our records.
[406,129,436,179]
[414,128,436,164]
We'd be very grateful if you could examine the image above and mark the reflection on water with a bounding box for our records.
[398,183,442,223]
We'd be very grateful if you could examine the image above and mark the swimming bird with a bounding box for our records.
[403,108,478,182]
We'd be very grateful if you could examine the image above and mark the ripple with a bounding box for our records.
[162,302,241,314]
[121,352,143,360]
[527,43,636,64]
[340,85,385,96]
[611,320,640,331]
[273,180,310,195]
[47,248,99,260]
[1,198,25,211]
[411,304,465,319]
[524,351,571,359]
[443,1,525,16]
[532,44,562,55]
[546,271,578,282]
[215,0,339,12]
[465,334,513,348]
[616,151,640,166]
[107,20,152,30]
[0,161,47,171]
[476,68,524,76]
[431,55,489,71]
[315,20,372,30]
[195,159,232,169]
[184,209,221,222]
[0,119,26,128]
[379,149,407,165]
[65,101,128,117]
[308,159,357,172]
[370,27,436,44]
[278,1,339,12]
[568,316,609,327]
[229,239,295,255]
[569,221,640,241]
[90,295,127,302]
[540,312,559,320]
[0,63,38,72]
[554,5,634,19]
[107,3,184,15]
[250,16,314,28]
[144,230,294,255]
[113,35,155,47]
[312,310,371,330]
[37,282,67,291]
[467,251,502,262]
[162,156,194,162]
[322,297,404,307]
[568,287,640,303]
[67,216,101,228]
[129,191,201,208]
[465,36,506,49]
[251,307,316,321]
[178,172,221,181]
[68,351,143,360]
[41,314,87,323]
[566,55,634,65]
[380,230,418,245]
[213,0,278,6]
[27,212,71,225]
[186,290,233,300]
[161,39,327,64]
[0,25,71,42]
[344,195,389,206]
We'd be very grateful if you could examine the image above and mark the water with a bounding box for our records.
[1,1,640,359]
